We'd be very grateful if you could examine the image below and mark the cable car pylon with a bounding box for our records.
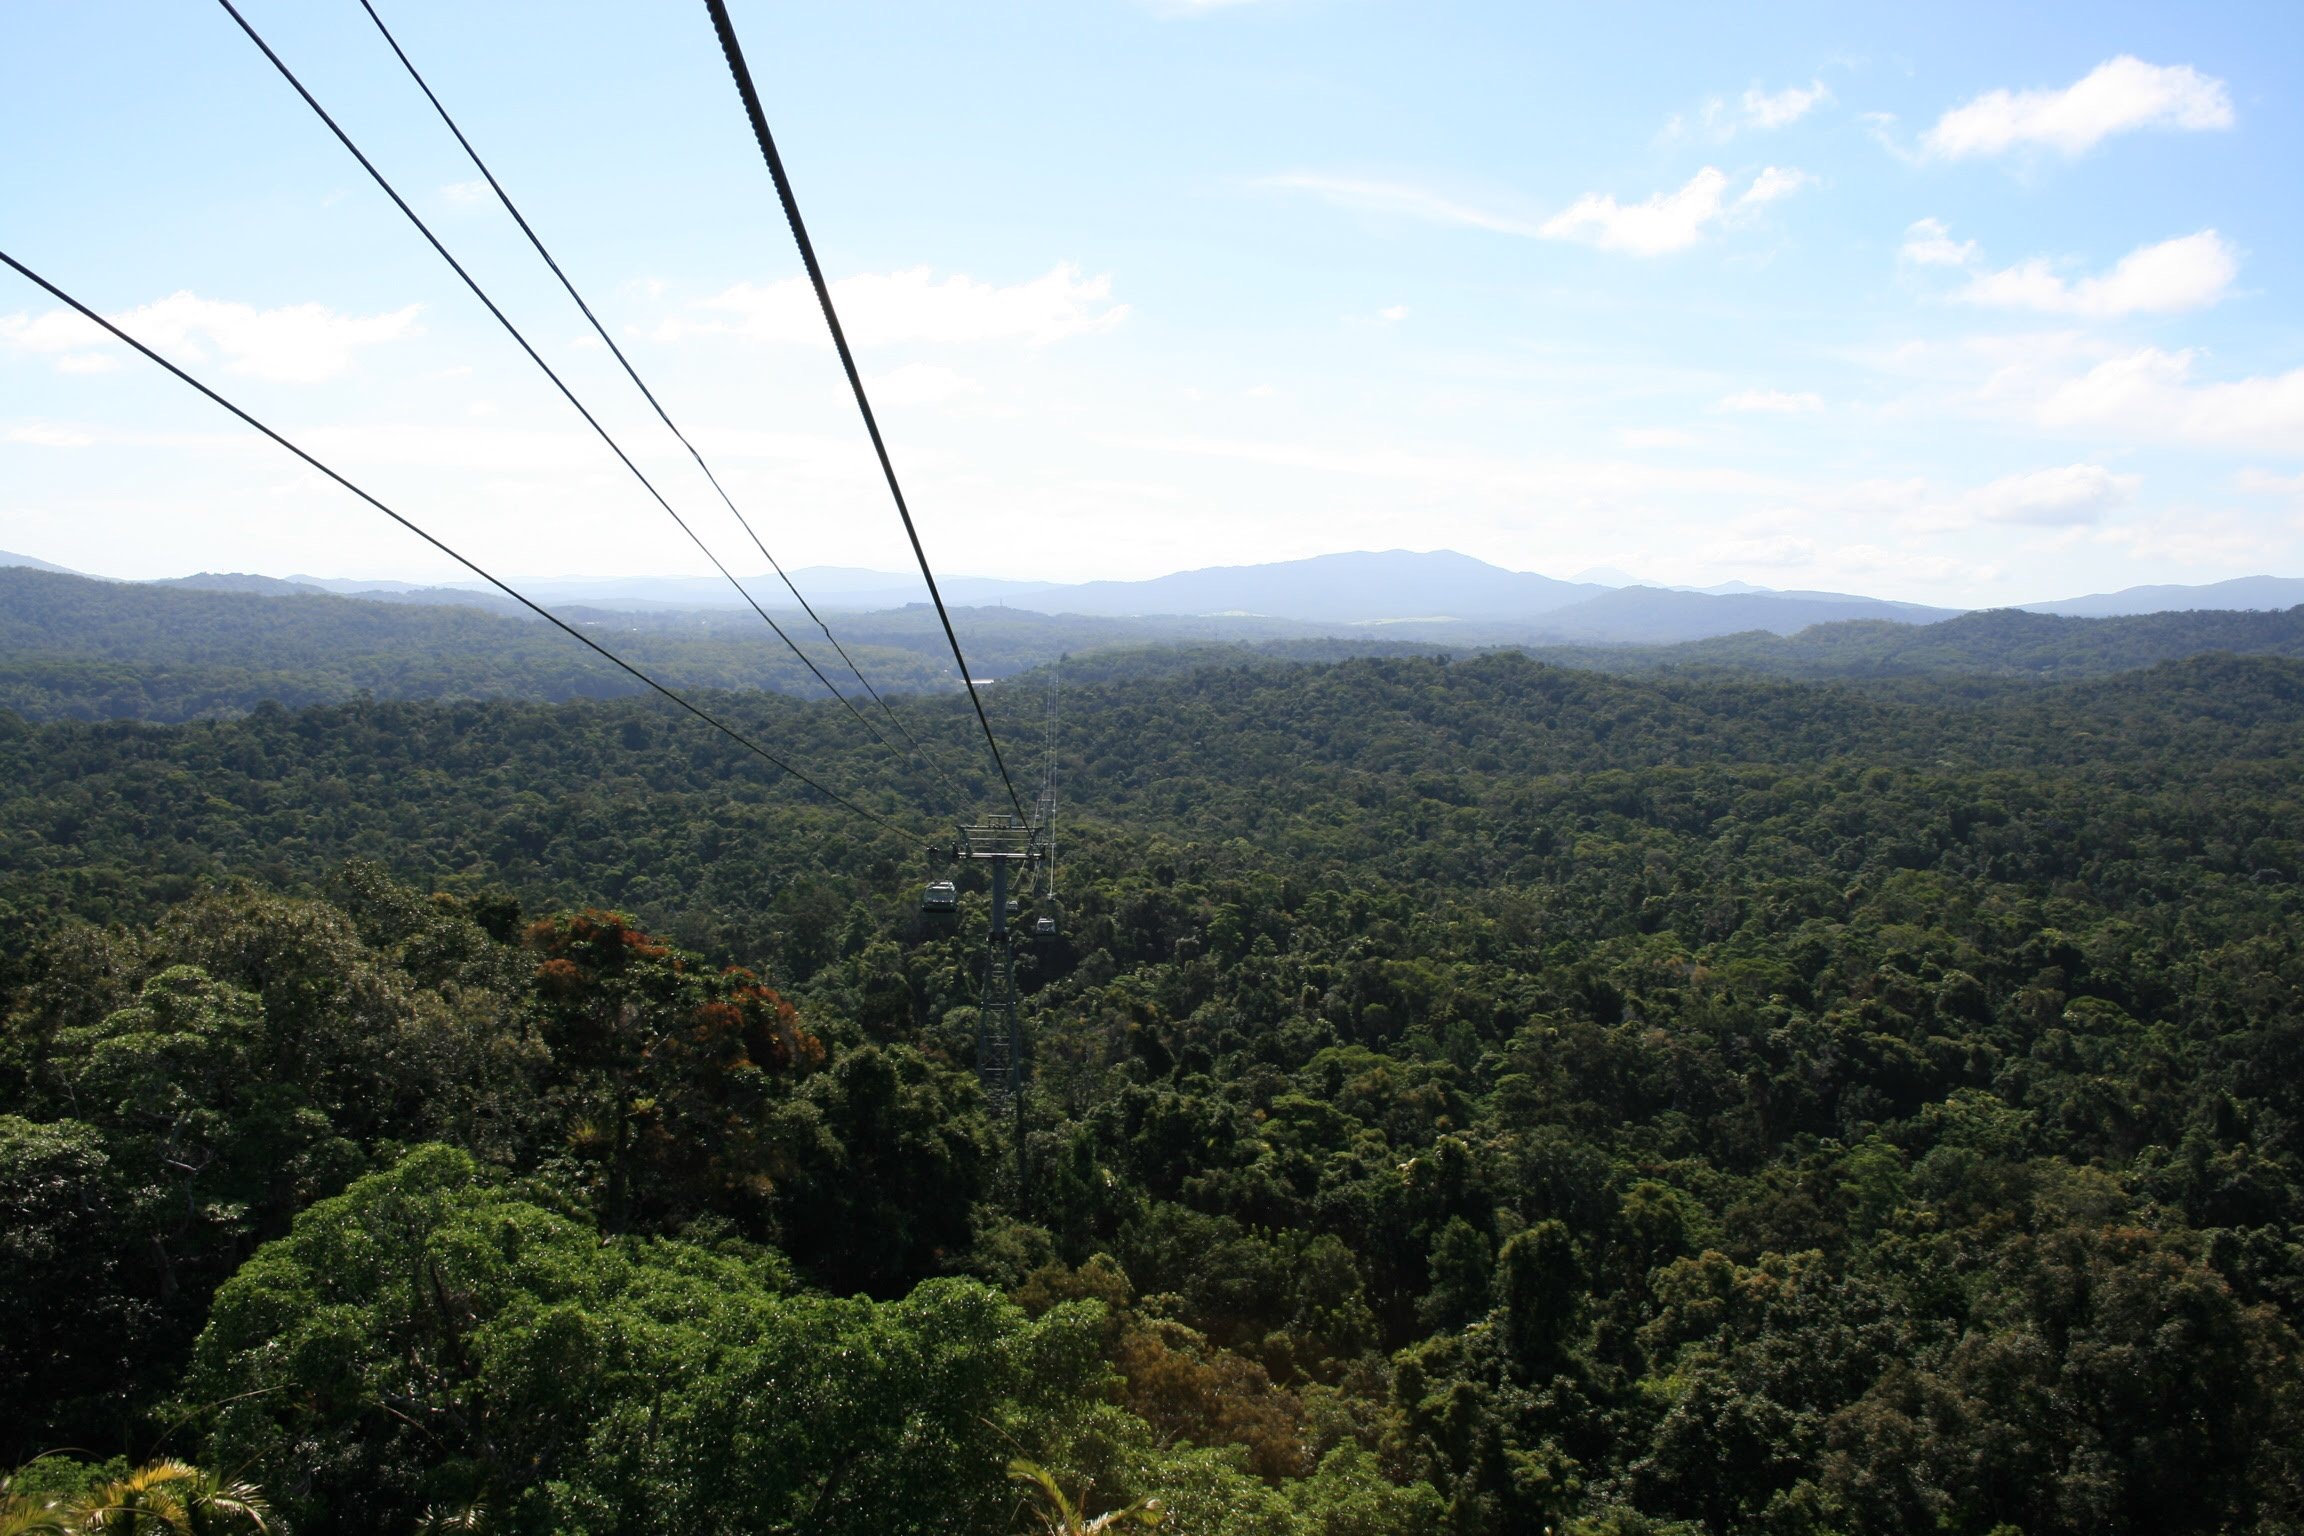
[924,664,1060,1184]
[941,812,1045,1175]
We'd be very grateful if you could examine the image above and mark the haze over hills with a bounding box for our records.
[2018,575,2304,617]
[5,547,2302,642]
[3,562,2301,723]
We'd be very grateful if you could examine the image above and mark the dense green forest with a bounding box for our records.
[7,566,2304,725]
[4,644,2302,1534]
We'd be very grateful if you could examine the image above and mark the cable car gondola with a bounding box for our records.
[922,880,957,913]
[1034,915,1057,937]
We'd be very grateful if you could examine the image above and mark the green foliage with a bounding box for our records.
[186,1146,1111,1536]
[3,642,2304,1533]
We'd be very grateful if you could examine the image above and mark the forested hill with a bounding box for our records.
[0,564,949,714]
[4,646,2303,1534]
[1533,602,2304,681]
[6,564,2304,724]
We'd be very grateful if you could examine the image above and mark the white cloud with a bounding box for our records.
[2,422,97,448]
[1671,80,1831,141]
[1847,546,1985,584]
[442,180,489,206]
[1096,429,1797,505]
[868,362,983,406]
[1619,427,1698,448]
[1274,167,1795,255]
[1540,168,1730,256]
[1955,230,2237,316]
[2237,468,2304,497]
[294,422,604,475]
[2,293,422,383]
[1701,533,1817,568]
[1923,56,2234,159]
[1798,464,2140,539]
[1882,329,2304,456]
[1964,462,2139,525]
[1743,80,1831,130]
[1378,305,1409,323]
[1259,174,1546,237]
[1738,166,1813,207]
[658,264,1127,348]
[0,307,112,354]
[2035,347,2304,452]
[2103,508,2271,567]
[1719,388,1824,413]
[1901,217,1977,267]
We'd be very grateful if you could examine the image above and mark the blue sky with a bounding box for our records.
[4,0,2301,603]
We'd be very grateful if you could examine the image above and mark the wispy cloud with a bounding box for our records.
[867,362,984,406]
[655,264,1127,348]
[2236,468,2304,498]
[1955,230,2237,317]
[1670,79,1832,140]
[2034,347,2304,451]
[1900,222,2238,318]
[1738,166,1813,207]
[1964,463,2139,525]
[1,293,423,383]
[1548,166,1810,254]
[2,421,97,448]
[1742,80,1831,130]
[1142,0,1275,14]
[1718,388,1824,414]
[1540,168,1731,256]
[1813,463,2140,537]
[1900,218,1977,267]
[1923,56,2233,159]
[1875,328,2304,455]
[1270,166,1804,257]
[442,180,490,206]
[1257,174,1546,237]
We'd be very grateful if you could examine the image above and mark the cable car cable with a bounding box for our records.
[212,0,931,798]
[699,0,1032,826]
[0,249,927,845]
[353,0,971,814]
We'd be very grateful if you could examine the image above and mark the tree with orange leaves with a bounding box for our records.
[525,909,821,1236]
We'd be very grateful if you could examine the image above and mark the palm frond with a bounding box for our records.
[1006,1460,1163,1536]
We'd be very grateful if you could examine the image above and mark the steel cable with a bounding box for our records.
[353,0,972,814]
[0,248,928,844]
[214,0,935,798]
[699,0,1032,825]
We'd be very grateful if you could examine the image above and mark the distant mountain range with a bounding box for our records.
[2015,575,2304,618]
[4,547,2300,648]
[3,561,2302,723]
